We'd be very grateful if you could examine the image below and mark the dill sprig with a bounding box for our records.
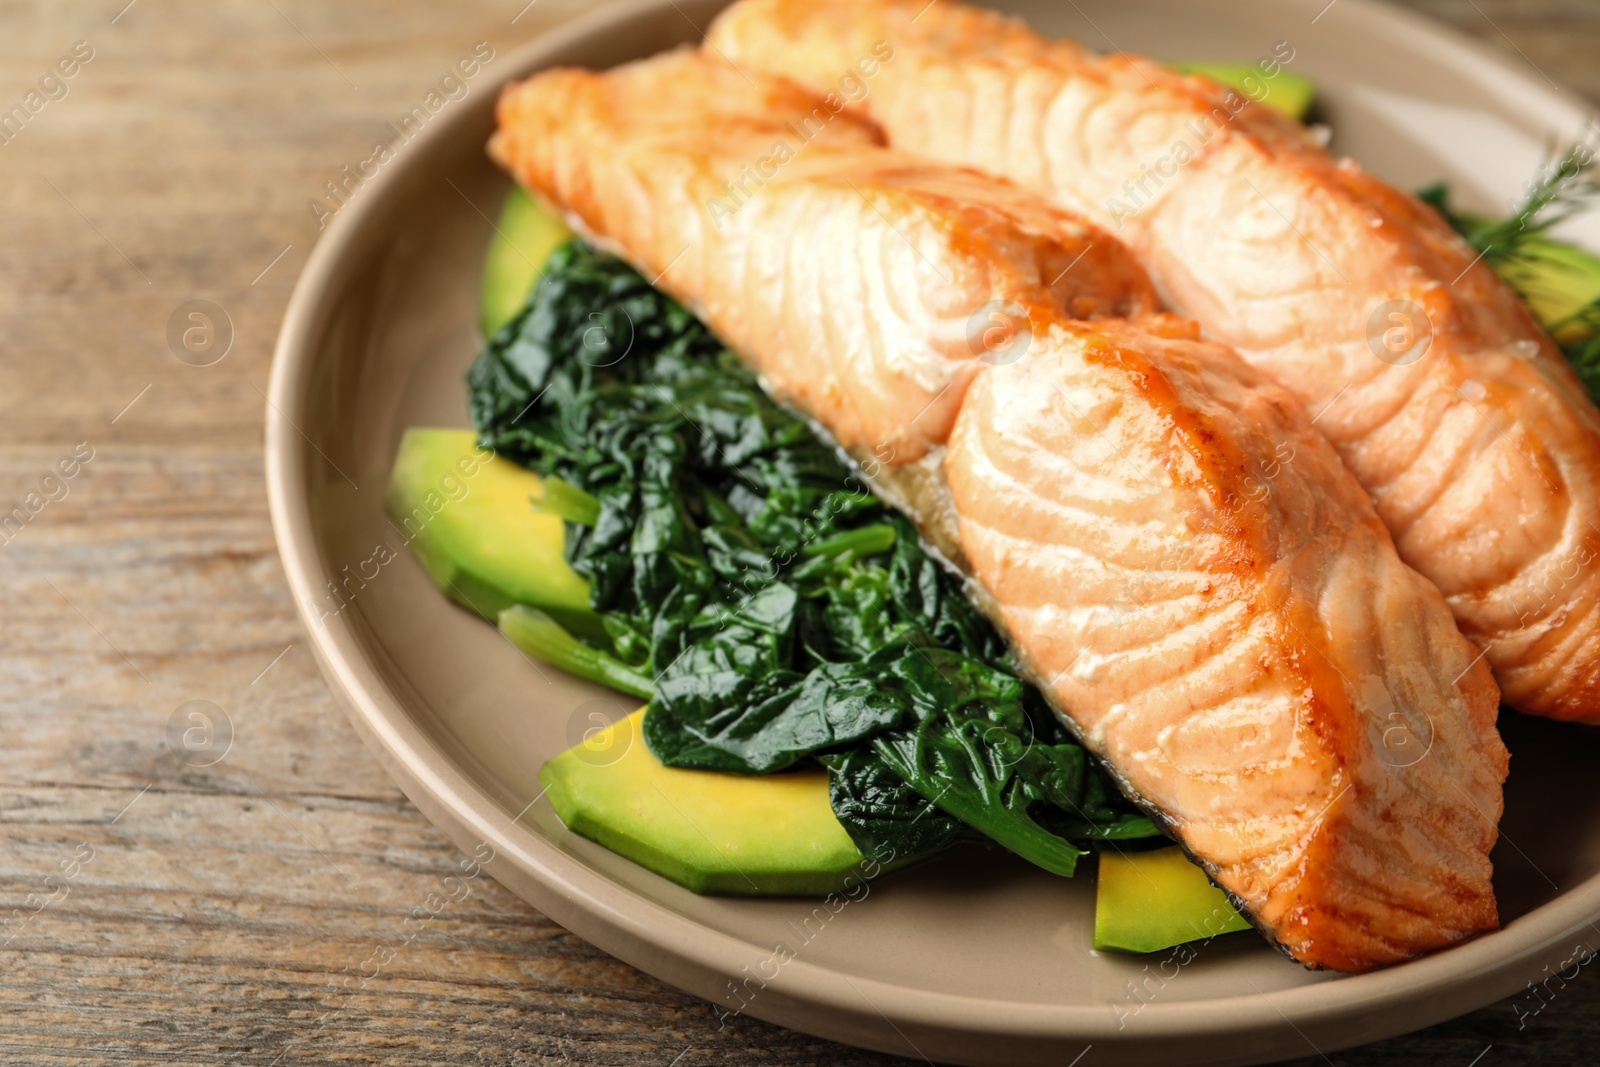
[1420,126,1600,400]
[1434,124,1600,259]
[1483,135,1597,252]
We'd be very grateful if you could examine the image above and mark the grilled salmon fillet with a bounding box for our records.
[709,0,1600,723]
[492,49,1508,972]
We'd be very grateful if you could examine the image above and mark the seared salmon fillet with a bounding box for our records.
[492,49,1508,971]
[709,0,1600,723]
[496,61,1151,462]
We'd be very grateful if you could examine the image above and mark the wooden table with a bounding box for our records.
[2,2,1596,1064]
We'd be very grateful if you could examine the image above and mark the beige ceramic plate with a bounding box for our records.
[265,1,1600,1063]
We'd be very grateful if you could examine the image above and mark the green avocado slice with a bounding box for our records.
[480,185,574,337]
[541,709,879,896]
[1173,62,1316,120]
[1094,846,1251,953]
[1493,237,1600,344]
[384,427,599,637]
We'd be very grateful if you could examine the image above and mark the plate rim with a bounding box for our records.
[265,0,1600,1061]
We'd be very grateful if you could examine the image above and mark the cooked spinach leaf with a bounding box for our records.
[470,238,1158,871]
[822,745,982,860]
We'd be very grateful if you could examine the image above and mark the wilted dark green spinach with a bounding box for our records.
[470,239,1158,874]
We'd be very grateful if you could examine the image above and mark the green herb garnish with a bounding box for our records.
[1420,133,1600,393]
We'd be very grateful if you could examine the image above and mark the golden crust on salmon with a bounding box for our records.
[708,0,1600,724]
[491,49,1508,972]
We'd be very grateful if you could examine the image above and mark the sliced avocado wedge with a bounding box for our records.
[480,186,574,337]
[1094,846,1251,953]
[541,709,876,895]
[1174,62,1316,120]
[385,427,600,638]
[1494,237,1600,345]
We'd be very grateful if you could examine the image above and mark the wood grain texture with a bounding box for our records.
[0,2,1596,1065]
